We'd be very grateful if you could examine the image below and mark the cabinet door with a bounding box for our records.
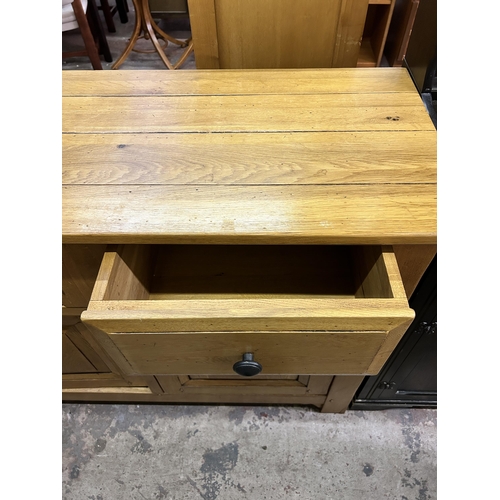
[187,0,369,68]
[352,256,436,408]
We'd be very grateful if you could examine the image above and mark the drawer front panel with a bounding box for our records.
[108,331,387,375]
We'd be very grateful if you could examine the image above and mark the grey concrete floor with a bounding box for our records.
[62,404,437,500]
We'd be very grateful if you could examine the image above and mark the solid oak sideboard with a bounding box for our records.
[62,68,437,413]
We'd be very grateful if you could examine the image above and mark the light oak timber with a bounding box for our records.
[366,317,415,374]
[62,244,107,307]
[332,0,369,67]
[103,331,389,375]
[186,0,373,69]
[155,375,182,393]
[321,375,365,413]
[62,334,96,374]
[83,300,412,333]
[75,321,128,376]
[354,246,408,300]
[186,0,220,69]
[305,376,335,395]
[62,387,326,407]
[63,373,129,388]
[63,372,164,392]
[213,0,343,69]
[62,69,436,410]
[63,94,434,134]
[66,325,111,372]
[91,245,155,302]
[369,0,396,67]
[62,68,419,96]
[393,244,437,299]
[167,379,311,396]
[188,375,299,380]
[62,184,436,245]
[62,131,436,186]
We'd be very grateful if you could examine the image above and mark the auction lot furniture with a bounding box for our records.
[62,68,436,412]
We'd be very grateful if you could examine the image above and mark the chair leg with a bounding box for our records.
[99,0,116,32]
[72,0,102,69]
[116,0,129,23]
[86,0,113,62]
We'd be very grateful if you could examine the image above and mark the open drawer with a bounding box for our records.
[81,245,414,377]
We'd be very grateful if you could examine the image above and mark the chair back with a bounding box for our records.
[63,0,88,32]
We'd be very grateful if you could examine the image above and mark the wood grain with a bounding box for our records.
[186,0,220,69]
[83,297,412,333]
[62,244,107,307]
[62,93,434,134]
[104,330,388,375]
[62,334,97,374]
[62,387,326,407]
[62,68,419,96]
[214,0,342,69]
[62,68,435,405]
[62,131,436,185]
[63,184,436,244]
[332,0,370,67]
[321,375,365,413]
[393,244,437,298]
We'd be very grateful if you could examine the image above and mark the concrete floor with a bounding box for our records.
[62,8,436,500]
[62,404,437,500]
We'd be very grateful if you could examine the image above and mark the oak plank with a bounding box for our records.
[62,93,434,134]
[66,324,110,372]
[306,376,335,395]
[155,375,182,393]
[62,388,325,407]
[62,373,129,388]
[186,0,220,69]
[104,331,387,375]
[332,0,370,67]
[214,0,342,69]
[393,244,437,299]
[83,298,413,333]
[62,334,96,374]
[62,68,418,96]
[179,384,308,396]
[62,244,107,307]
[62,184,437,245]
[62,131,436,185]
[321,375,365,413]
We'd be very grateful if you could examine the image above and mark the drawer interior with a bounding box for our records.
[97,244,396,301]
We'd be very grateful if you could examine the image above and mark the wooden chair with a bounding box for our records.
[62,0,103,69]
[97,0,129,33]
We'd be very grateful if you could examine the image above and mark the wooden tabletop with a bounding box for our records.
[62,68,436,244]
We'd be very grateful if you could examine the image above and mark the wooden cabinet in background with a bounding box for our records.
[384,0,420,67]
[187,0,396,68]
[358,0,396,67]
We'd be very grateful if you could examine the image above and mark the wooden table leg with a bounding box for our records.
[321,375,365,413]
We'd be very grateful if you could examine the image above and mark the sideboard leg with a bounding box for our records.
[321,375,365,413]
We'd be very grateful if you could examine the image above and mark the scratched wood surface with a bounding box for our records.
[62,68,436,244]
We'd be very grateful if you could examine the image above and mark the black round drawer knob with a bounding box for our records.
[233,353,262,377]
